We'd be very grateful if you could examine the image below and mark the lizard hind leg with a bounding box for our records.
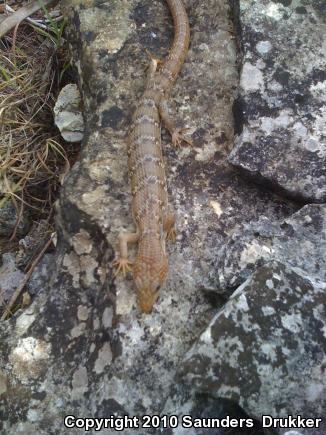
[113,232,139,277]
[163,213,177,242]
[159,98,193,148]
[145,49,164,67]
[145,50,163,79]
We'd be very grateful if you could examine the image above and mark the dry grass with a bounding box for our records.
[0,14,77,235]
[0,9,79,318]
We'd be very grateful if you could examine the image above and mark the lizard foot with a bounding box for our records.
[113,258,133,277]
[166,227,177,242]
[171,127,193,148]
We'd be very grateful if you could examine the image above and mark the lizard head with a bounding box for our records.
[133,252,168,314]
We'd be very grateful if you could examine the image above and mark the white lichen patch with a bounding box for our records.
[81,186,107,217]
[77,305,89,322]
[260,343,277,362]
[240,62,264,92]
[260,110,292,134]
[119,321,144,349]
[210,200,223,217]
[309,80,326,103]
[63,252,80,288]
[322,326,326,339]
[267,80,283,92]
[281,313,302,334]
[15,307,36,336]
[79,255,98,286]
[266,279,274,289]
[305,381,324,403]
[200,324,213,345]
[27,408,42,423]
[256,40,272,55]
[237,294,249,312]
[102,306,113,329]
[272,272,282,281]
[116,281,136,315]
[217,336,245,362]
[293,121,308,138]
[93,317,100,330]
[262,306,275,316]
[9,337,51,383]
[71,230,93,255]
[71,366,89,398]
[88,155,115,183]
[195,141,218,161]
[266,3,283,20]
[240,241,271,266]
[304,138,320,153]
[94,342,113,374]
[70,322,86,338]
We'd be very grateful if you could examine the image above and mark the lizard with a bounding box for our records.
[113,0,191,313]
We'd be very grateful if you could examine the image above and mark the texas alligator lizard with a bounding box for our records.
[114,0,191,313]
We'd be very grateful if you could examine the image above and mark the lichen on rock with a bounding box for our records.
[229,0,326,203]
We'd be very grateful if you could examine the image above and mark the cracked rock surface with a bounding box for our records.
[176,261,326,421]
[229,0,326,203]
[214,203,326,293]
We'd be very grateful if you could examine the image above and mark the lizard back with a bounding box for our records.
[115,0,190,313]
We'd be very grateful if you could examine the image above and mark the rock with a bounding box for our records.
[27,254,55,296]
[0,200,30,238]
[162,389,273,435]
[0,253,25,306]
[280,427,326,435]
[0,0,301,433]
[15,220,52,270]
[229,0,326,203]
[54,83,84,142]
[214,204,326,293]
[178,261,326,421]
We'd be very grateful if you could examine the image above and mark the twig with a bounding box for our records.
[5,4,63,31]
[9,178,27,242]
[0,0,57,38]
[1,233,54,321]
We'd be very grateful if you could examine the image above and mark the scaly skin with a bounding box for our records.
[114,0,190,313]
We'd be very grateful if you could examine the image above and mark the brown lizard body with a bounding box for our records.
[114,0,191,313]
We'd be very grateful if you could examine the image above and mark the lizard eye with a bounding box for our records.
[155,284,161,292]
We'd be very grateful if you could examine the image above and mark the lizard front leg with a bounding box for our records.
[113,232,139,277]
[159,98,193,148]
[163,213,177,242]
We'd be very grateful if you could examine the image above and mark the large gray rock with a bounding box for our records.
[2,1,322,434]
[178,261,326,421]
[213,204,326,293]
[229,0,326,203]
[1,1,296,433]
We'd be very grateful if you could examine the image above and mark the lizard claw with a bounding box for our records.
[171,127,193,148]
[113,258,133,277]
